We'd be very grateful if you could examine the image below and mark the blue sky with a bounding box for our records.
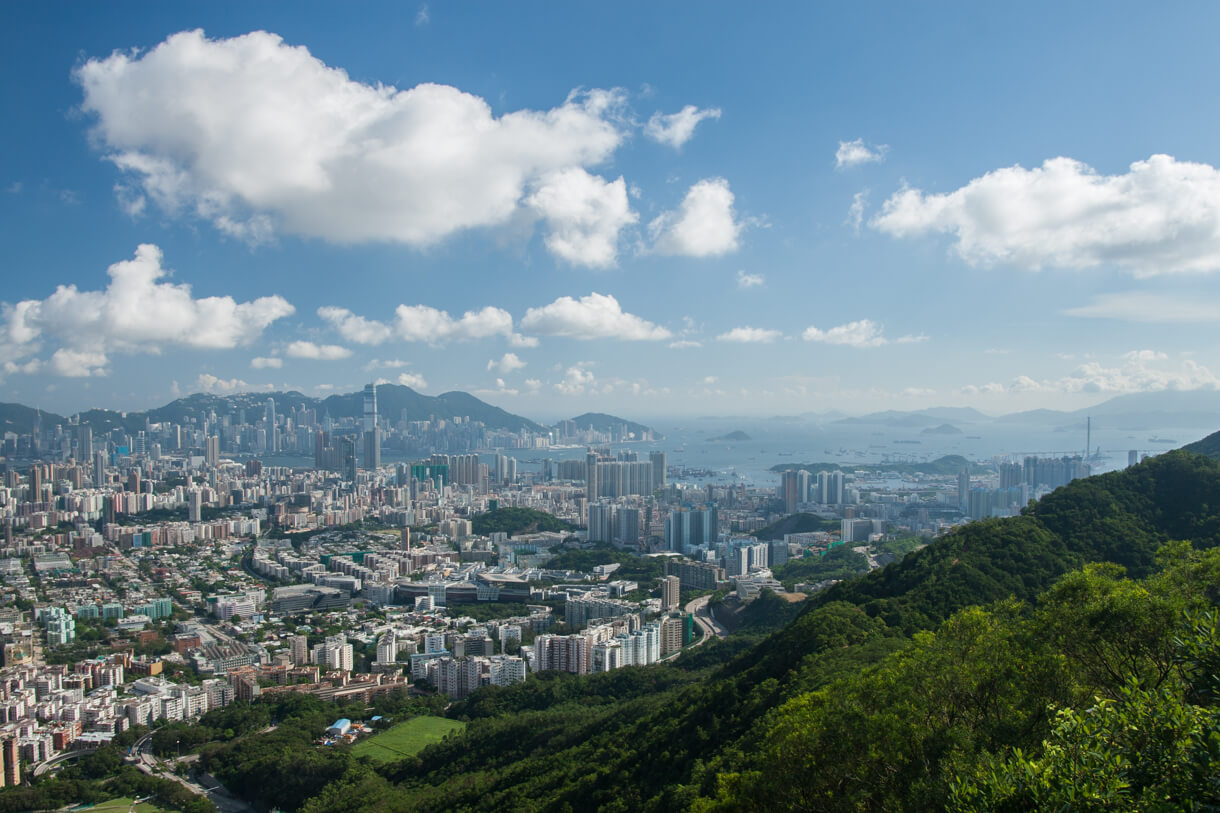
[4,1,1220,419]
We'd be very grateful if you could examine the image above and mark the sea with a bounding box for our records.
[261,418,1214,488]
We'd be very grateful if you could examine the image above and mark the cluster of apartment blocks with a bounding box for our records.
[530,613,689,675]
[0,656,240,768]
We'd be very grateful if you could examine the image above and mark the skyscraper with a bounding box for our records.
[650,451,667,490]
[265,398,278,453]
[362,383,380,470]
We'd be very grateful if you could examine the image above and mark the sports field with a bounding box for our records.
[351,716,465,763]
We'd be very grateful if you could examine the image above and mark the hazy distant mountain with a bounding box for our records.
[563,412,661,440]
[0,385,572,436]
[0,403,67,435]
[834,411,944,428]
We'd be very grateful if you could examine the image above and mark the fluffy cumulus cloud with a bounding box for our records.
[644,105,722,148]
[283,340,351,360]
[802,319,925,348]
[0,244,293,377]
[397,372,428,389]
[317,306,393,344]
[521,293,671,340]
[488,352,527,374]
[716,326,780,343]
[526,168,637,267]
[802,319,884,348]
[872,154,1220,275]
[669,339,702,349]
[1064,292,1220,322]
[968,351,1218,396]
[76,29,632,259]
[555,365,596,395]
[836,139,888,169]
[395,304,514,345]
[250,356,282,369]
[194,373,248,394]
[50,348,108,377]
[649,178,742,257]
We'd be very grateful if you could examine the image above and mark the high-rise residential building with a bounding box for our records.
[2,737,19,787]
[264,398,277,452]
[205,435,220,467]
[362,383,380,470]
[665,505,718,552]
[343,437,358,483]
[289,634,309,666]
[189,489,203,523]
[781,469,810,513]
[662,575,681,611]
[650,451,667,490]
[585,451,599,501]
[77,424,93,461]
[815,470,846,505]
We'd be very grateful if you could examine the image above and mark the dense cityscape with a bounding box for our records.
[6,2,1220,810]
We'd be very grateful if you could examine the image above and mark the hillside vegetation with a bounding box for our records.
[19,451,1219,812]
[276,450,1220,811]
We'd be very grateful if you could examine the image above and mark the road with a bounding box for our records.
[685,594,728,647]
[130,732,255,813]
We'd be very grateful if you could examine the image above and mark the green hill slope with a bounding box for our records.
[177,450,1220,813]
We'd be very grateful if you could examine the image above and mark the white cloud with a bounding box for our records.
[896,333,929,344]
[649,178,742,257]
[488,352,527,374]
[364,358,411,370]
[77,30,628,248]
[703,376,718,384]
[1064,292,1220,322]
[317,306,393,344]
[395,304,514,345]
[669,339,702,349]
[997,351,1218,395]
[872,154,1220,276]
[736,270,764,288]
[397,372,428,389]
[250,356,282,369]
[521,293,671,340]
[802,319,888,348]
[524,378,541,392]
[50,349,108,377]
[644,105,722,148]
[836,139,888,169]
[959,382,1005,395]
[847,190,868,233]
[555,365,595,395]
[474,377,519,397]
[717,326,780,343]
[526,168,637,267]
[194,373,248,394]
[508,333,539,348]
[415,4,429,25]
[1,244,293,376]
[284,341,352,360]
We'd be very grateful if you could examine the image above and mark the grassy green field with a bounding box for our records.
[351,716,466,763]
[74,797,166,813]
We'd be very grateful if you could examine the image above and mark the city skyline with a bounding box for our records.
[5,3,1220,417]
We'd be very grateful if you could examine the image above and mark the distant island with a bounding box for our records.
[920,423,963,435]
[771,454,988,476]
[710,430,751,442]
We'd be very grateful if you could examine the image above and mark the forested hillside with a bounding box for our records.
[24,451,1216,812]
[274,450,1220,811]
